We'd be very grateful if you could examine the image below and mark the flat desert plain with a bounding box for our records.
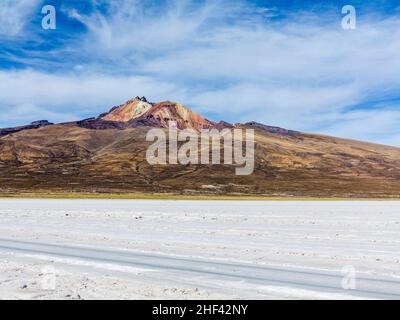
[0,199,399,299]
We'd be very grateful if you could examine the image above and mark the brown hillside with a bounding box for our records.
[0,97,399,197]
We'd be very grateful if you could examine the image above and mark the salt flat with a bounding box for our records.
[0,199,399,300]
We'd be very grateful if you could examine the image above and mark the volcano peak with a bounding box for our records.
[99,97,214,130]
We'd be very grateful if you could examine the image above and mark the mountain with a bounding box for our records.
[74,96,216,131]
[0,120,53,137]
[100,96,153,122]
[100,96,215,130]
[0,97,399,197]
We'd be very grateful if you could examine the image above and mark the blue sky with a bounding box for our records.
[0,0,400,146]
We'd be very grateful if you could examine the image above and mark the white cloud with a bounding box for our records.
[320,108,400,146]
[66,0,252,55]
[0,103,79,127]
[0,0,42,37]
[0,69,181,127]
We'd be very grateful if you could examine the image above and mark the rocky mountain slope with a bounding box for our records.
[0,97,399,197]
[0,120,53,137]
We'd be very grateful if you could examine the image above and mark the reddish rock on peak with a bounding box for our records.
[143,101,215,130]
[99,97,215,130]
[100,97,152,122]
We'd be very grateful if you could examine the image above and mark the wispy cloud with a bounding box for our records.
[0,69,180,127]
[0,0,42,37]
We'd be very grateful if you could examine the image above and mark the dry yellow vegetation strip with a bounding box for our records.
[0,193,399,201]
